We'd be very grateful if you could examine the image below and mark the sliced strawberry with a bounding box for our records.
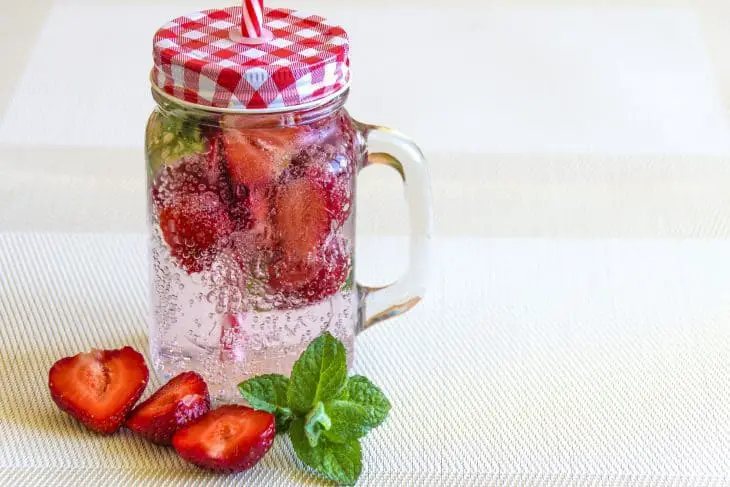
[48,347,149,435]
[172,405,276,473]
[125,372,210,445]
[159,190,234,273]
[222,187,275,281]
[273,178,333,260]
[222,127,306,187]
[245,186,276,247]
[304,154,353,227]
[279,124,354,234]
[269,237,351,304]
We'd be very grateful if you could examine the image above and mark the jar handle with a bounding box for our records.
[356,124,434,331]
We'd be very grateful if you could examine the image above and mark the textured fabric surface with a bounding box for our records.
[1,233,728,485]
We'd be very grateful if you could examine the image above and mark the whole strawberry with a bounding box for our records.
[158,190,234,273]
[152,146,239,274]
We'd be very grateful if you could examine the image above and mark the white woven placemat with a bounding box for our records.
[0,233,728,486]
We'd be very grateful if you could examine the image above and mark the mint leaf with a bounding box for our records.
[287,332,347,415]
[239,374,293,433]
[335,375,391,430]
[322,400,370,443]
[290,417,362,486]
[304,401,331,447]
[239,336,386,485]
[239,374,289,412]
[290,417,324,468]
[343,267,354,291]
[323,376,390,443]
[320,439,362,486]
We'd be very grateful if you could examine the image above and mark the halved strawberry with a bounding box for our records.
[172,405,276,473]
[304,154,353,227]
[125,372,210,445]
[48,347,149,435]
[222,127,307,187]
[204,132,236,207]
[273,178,333,260]
[269,237,351,304]
[159,190,235,273]
[246,186,276,247]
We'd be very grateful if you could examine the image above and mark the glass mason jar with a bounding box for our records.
[146,7,432,402]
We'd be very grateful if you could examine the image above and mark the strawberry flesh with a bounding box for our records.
[172,405,275,473]
[304,154,353,227]
[223,127,307,187]
[48,347,149,435]
[125,371,210,445]
[273,178,332,260]
[245,185,276,248]
[272,118,354,258]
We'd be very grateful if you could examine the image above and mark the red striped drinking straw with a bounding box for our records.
[241,0,264,38]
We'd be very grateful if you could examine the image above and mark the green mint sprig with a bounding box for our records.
[239,332,391,485]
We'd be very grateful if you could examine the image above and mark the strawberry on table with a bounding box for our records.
[48,347,149,435]
[126,371,210,445]
[172,405,276,473]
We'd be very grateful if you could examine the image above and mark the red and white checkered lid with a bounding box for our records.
[152,7,350,111]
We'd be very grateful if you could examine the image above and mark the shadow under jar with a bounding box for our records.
[146,6,432,402]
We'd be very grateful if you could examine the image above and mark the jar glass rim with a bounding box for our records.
[150,74,351,115]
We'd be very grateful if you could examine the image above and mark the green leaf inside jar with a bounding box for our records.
[146,111,208,176]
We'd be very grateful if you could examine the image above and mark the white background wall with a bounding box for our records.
[2,0,730,237]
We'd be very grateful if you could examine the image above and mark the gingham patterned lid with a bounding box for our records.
[152,7,350,111]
